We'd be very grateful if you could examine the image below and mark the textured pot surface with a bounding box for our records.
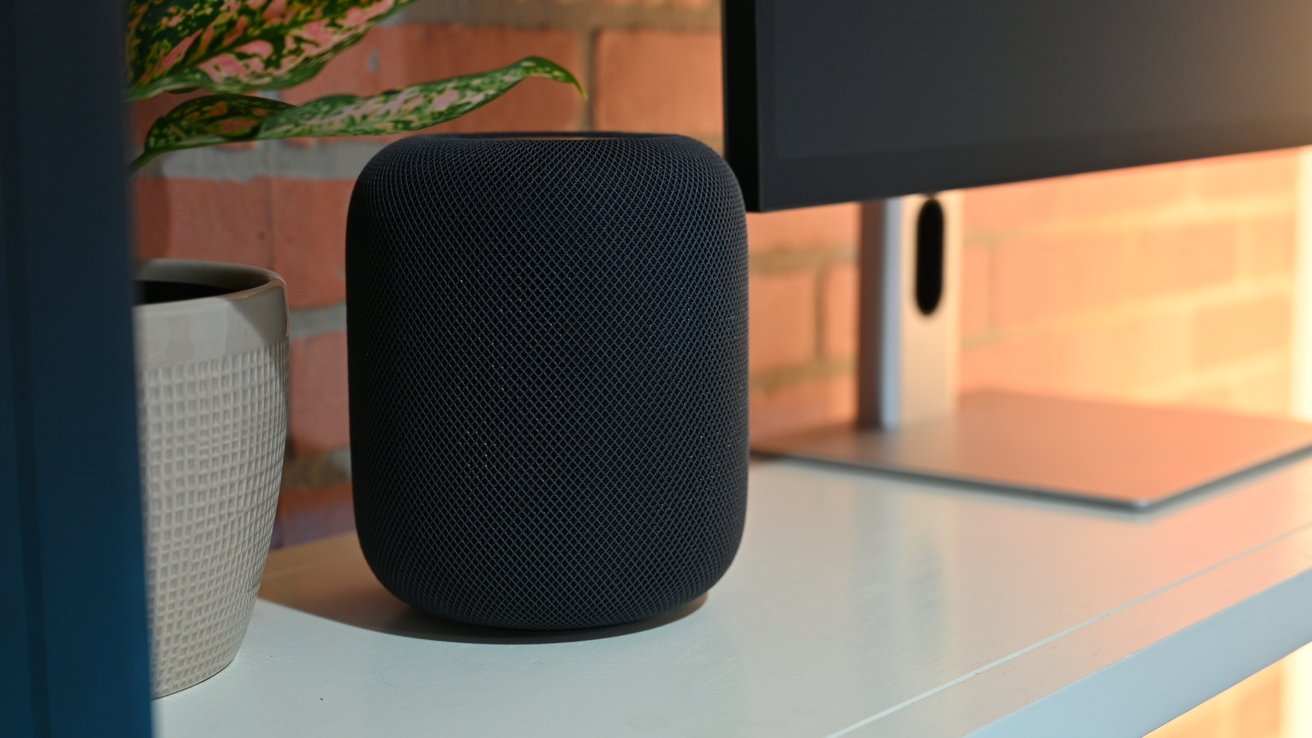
[134,259,288,697]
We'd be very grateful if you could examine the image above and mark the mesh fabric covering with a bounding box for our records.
[347,133,748,630]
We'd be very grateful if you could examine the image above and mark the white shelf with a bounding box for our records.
[154,458,1312,737]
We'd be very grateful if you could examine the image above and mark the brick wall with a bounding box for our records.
[961,153,1298,415]
[130,0,1302,547]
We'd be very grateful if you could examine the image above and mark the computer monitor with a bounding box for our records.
[726,0,1312,507]
[725,0,1312,211]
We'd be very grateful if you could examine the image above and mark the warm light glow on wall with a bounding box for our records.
[1280,148,1312,737]
[1149,149,1312,738]
[1291,149,1312,420]
[1285,643,1312,737]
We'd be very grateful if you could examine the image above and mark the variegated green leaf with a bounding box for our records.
[126,0,418,102]
[131,94,292,171]
[260,57,582,138]
[126,0,227,90]
[131,57,583,172]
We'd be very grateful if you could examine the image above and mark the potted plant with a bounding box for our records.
[127,0,581,697]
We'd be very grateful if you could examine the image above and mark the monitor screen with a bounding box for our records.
[725,0,1312,211]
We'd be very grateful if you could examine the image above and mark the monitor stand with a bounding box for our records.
[751,196,1312,509]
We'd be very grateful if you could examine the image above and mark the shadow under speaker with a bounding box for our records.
[346,133,749,630]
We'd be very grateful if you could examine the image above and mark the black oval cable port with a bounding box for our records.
[914,197,945,316]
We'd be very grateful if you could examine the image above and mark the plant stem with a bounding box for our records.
[128,149,160,174]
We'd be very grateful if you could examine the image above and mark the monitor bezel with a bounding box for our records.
[723,0,1312,212]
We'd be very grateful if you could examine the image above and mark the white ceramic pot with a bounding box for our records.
[134,259,288,697]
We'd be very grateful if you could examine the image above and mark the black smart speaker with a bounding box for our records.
[345,133,748,630]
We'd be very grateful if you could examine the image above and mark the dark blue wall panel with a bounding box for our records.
[1,2,154,736]
[0,205,38,738]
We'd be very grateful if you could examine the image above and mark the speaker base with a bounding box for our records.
[752,389,1312,508]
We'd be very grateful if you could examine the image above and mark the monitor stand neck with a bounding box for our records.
[855,194,963,430]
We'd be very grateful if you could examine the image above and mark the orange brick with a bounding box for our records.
[961,245,991,341]
[290,331,350,455]
[960,310,1191,400]
[992,231,1133,330]
[1061,162,1191,221]
[746,204,860,252]
[960,336,1057,395]
[749,271,817,374]
[1244,211,1297,278]
[1193,295,1292,369]
[1194,150,1299,200]
[750,375,855,440]
[1133,222,1238,298]
[964,178,1065,233]
[1171,363,1295,416]
[133,177,274,268]
[1233,362,1294,417]
[1169,382,1234,412]
[964,161,1191,232]
[594,30,722,136]
[272,482,355,549]
[270,179,355,309]
[821,263,857,361]
[285,25,584,140]
[1229,661,1285,738]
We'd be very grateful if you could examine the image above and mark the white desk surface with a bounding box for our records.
[155,457,1312,737]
